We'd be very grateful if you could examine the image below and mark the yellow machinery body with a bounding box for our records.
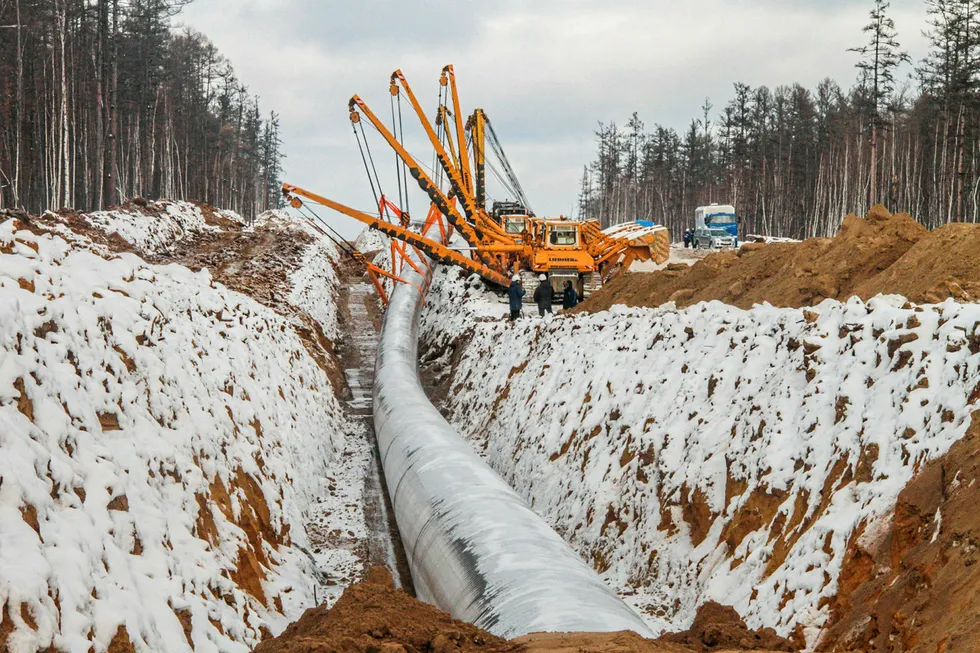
[283,66,671,297]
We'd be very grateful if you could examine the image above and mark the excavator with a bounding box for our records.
[282,65,669,300]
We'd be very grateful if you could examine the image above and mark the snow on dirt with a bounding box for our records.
[420,266,980,649]
[0,204,366,653]
[353,228,389,254]
[290,238,343,341]
[82,200,233,253]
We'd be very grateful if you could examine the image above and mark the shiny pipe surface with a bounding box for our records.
[372,261,654,639]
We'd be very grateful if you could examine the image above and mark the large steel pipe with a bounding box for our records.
[372,260,654,639]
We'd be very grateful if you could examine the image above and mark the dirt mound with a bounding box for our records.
[516,631,689,653]
[255,570,798,653]
[660,603,797,652]
[579,205,980,312]
[816,412,980,652]
[852,221,980,303]
[253,567,519,653]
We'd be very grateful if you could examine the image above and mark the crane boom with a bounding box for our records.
[291,65,671,304]
[390,70,481,226]
[349,95,486,249]
[470,109,487,211]
[282,183,511,286]
[441,65,474,198]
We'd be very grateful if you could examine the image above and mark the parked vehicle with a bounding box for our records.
[694,203,739,248]
[693,226,737,249]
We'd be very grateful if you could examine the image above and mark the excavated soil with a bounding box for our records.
[253,568,520,653]
[816,412,980,652]
[580,205,980,312]
[146,216,349,398]
[254,570,797,653]
[659,603,796,652]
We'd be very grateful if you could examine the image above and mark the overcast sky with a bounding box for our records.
[180,0,930,237]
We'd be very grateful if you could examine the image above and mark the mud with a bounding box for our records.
[254,572,798,653]
[580,206,980,312]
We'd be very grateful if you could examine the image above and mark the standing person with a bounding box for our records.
[533,274,553,317]
[683,229,692,248]
[562,280,578,310]
[508,274,525,321]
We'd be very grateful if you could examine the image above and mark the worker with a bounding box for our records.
[533,274,553,317]
[683,229,693,248]
[508,274,525,321]
[562,280,578,310]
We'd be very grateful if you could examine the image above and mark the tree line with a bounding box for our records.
[0,0,284,221]
[579,0,979,239]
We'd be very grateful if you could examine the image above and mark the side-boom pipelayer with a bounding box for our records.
[282,183,512,286]
[283,65,670,295]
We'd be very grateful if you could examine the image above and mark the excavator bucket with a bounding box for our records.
[602,223,671,265]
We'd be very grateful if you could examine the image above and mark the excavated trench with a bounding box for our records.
[337,271,415,593]
[370,254,653,639]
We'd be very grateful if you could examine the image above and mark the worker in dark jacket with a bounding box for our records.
[508,274,525,321]
[533,274,553,317]
[562,280,578,310]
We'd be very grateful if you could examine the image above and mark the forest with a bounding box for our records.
[578,0,980,238]
[0,0,284,221]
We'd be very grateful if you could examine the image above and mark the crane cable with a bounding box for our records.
[353,122,381,210]
[396,90,411,218]
[390,92,404,212]
[465,132,517,209]
[295,202,361,262]
[484,116,533,213]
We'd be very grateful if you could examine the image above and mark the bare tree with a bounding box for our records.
[849,0,910,206]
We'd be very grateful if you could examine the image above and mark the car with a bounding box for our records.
[693,226,737,249]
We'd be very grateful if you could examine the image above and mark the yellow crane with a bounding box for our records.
[283,65,670,298]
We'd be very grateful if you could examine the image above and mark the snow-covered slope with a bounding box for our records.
[82,201,235,253]
[421,267,980,648]
[0,208,358,653]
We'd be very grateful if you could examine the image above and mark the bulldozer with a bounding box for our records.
[282,65,669,300]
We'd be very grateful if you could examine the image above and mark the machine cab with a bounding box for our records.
[492,201,533,244]
[503,215,529,241]
[544,221,579,248]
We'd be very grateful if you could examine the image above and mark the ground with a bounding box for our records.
[585,206,980,312]
[414,206,980,652]
[4,203,979,653]
[0,201,384,653]
[254,571,795,653]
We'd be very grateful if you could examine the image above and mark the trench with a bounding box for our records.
[372,258,654,638]
[338,275,415,593]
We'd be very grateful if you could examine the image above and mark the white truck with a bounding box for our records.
[692,203,739,249]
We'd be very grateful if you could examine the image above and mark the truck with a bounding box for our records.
[693,203,739,249]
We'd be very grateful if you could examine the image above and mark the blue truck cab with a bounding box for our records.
[693,204,739,249]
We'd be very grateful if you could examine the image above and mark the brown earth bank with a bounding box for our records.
[816,412,980,652]
[253,569,796,653]
[580,205,980,312]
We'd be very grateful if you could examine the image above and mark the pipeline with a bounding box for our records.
[372,257,654,639]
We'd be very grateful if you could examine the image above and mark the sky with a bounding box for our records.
[179,0,931,238]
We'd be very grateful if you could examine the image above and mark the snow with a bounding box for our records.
[83,201,229,253]
[745,234,801,244]
[0,210,360,652]
[289,238,343,341]
[353,228,389,254]
[420,266,980,648]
